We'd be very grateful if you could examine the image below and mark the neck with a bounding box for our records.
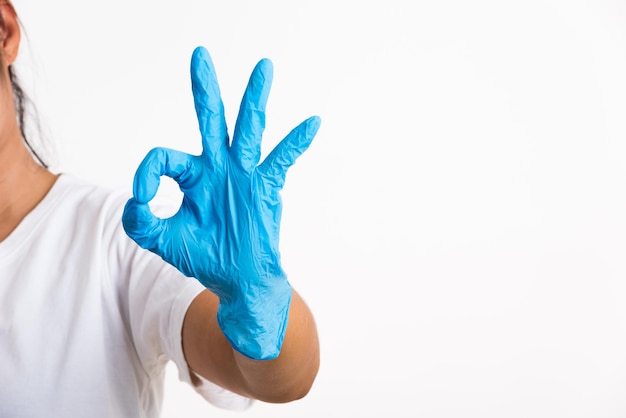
[0,132,57,242]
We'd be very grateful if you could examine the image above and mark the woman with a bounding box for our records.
[0,1,321,416]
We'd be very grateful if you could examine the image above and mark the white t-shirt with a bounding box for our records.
[0,174,253,417]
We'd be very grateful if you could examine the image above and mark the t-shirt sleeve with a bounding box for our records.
[104,192,254,411]
[162,272,254,411]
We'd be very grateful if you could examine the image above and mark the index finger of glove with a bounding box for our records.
[191,46,229,164]
[132,147,197,203]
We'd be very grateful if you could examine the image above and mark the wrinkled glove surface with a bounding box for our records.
[122,46,321,360]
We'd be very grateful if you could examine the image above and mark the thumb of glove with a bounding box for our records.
[122,197,166,254]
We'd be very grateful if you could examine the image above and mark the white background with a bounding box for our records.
[13,1,626,417]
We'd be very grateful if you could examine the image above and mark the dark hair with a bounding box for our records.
[0,3,47,167]
[8,66,46,166]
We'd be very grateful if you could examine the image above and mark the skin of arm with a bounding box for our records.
[182,288,320,403]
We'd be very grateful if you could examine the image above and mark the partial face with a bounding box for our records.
[0,0,21,143]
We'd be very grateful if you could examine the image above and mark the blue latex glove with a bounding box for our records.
[122,46,321,360]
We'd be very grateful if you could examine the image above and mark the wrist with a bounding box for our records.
[216,277,292,360]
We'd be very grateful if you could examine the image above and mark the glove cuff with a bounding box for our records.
[216,278,292,360]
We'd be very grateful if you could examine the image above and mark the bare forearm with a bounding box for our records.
[182,289,320,403]
[233,291,320,402]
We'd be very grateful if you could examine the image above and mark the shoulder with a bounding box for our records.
[52,174,130,216]
[43,174,134,258]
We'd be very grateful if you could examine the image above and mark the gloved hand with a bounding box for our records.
[122,46,321,360]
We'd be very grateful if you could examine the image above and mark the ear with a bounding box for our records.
[0,1,20,66]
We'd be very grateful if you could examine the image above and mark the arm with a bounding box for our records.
[182,289,320,403]
[121,46,321,402]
